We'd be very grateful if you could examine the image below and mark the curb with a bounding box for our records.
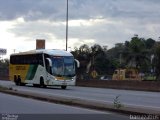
[0,89,160,116]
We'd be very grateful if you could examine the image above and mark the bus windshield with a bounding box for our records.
[51,56,75,77]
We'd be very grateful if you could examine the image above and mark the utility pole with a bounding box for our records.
[66,0,68,51]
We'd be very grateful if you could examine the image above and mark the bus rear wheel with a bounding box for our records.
[14,75,25,86]
[14,75,18,85]
[61,85,67,89]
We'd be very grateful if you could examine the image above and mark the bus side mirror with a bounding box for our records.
[46,58,52,67]
[46,58,52,74]
[75,59,80,68]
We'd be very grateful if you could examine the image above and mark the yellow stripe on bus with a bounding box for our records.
[9,64,30,82]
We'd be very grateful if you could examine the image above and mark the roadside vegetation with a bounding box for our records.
[0,85,9,90]
[71,35,160,80]
[0,35,160,80]
[113,95,124,109]
[0,59,9,79]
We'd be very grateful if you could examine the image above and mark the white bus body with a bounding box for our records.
[9,49,79,89]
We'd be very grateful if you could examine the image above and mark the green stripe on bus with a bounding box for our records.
[26,65,38,80]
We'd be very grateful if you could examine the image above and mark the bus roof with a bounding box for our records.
[11,49,73,56]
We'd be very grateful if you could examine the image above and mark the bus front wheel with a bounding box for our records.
[33,84,40,87]
[61,85,67,89]
[40,77,46,88]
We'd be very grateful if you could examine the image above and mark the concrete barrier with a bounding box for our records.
[76,80,160,92]
[0,76,9,80]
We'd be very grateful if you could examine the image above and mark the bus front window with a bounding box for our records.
[64,56,75,77]
[51,56,75,77]
[52,57,64,76]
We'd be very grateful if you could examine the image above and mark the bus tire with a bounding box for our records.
[14,75,19,85]
[61,85,67,89]
[40,77,46,88]
[16,76,21,86]
[17,76,25,86]
[20,83,26,86]
[33,84,40,87]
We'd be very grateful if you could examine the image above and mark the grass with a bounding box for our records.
[143,76,156,81]
[113,95,124,109]
[0,85,9,90]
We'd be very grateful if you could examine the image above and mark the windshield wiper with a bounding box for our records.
[56,74,63,77]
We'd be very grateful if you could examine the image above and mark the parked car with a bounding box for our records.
[100,75,111,80]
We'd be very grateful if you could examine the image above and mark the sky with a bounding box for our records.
[0,0,160,58]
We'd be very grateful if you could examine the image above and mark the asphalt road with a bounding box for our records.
[0,92,129,120]
[0,80,160,112]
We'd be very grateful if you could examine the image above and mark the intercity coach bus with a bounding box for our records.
[9,49,79,89]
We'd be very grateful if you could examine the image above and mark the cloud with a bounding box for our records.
[0,0,67,21]
[0,0,160,21]
[1,0,160,54]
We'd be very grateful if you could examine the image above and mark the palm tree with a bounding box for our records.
[90,44,104,67]
[122,36,150,70]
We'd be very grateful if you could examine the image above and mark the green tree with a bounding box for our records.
[122,36,149,70]
[72,44,118,79]
[106,43,125,68]
[145,38,156,49]
[90,44,104,65]
[71,44,91,79]
[90,44,105,74]
[0,59,9,78]
[72,37,156,80]
[154,44,160,80]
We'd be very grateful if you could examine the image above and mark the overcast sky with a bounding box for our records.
[0,0,160,57]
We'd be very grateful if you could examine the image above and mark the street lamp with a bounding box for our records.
[66,0,69,51]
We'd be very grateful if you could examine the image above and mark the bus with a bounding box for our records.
[9,49,79,89]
